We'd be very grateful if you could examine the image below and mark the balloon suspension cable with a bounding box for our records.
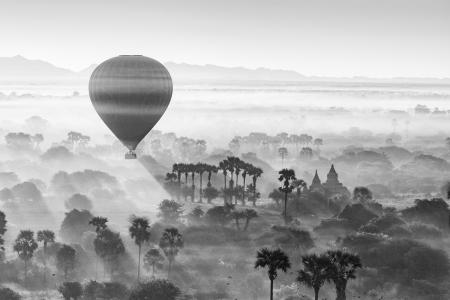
[125,150,137,160]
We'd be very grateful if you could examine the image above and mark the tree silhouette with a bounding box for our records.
[325,250,362,300]
[94,229,126,278]
[158,199,183,223]
[241,162,253,203]
[255,248,291,300]
[203,186,219,204]
[249,166,263,201]
[297,254,330,300]
[129,279,181,300]
[219,160,229,194]
[13,230,38,283]
[206,164,218,188]
[58,282,83,300]
[353,187,373,203]
[129,216,151,281]
[57,244,76,280]
[269,189,284,207]
[0,211,7,253]
[205,205,233,226]
[293,179,307,198]
[37,229,55,287]
[196,163,208,202]
[89,216,108,233]
[187,206,204,224]
[159,227,184,279]
[278,168,297,222]
[144,248,165,277]
[189,163,196,201]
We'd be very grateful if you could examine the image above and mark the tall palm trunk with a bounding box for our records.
[199,173,203,202]
[253,177,257,198]
[137,244,142,282]
[270,279,274,300]
[191,173,195,201]
[43,244,47,288]
[24,259,28,285]
[242,175,247,204]
[336,282,347,300]
[177,172,181,201]
[314,287,319,300]
[223,173,227,203]
[168,259,173,279]
[284,192,288,222]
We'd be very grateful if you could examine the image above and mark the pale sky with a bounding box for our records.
[1,0,449,77]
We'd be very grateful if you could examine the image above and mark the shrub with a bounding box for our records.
[58,282,83,300]
[129,279,181,300]
[338,203,377,229]
[401,198,450,229]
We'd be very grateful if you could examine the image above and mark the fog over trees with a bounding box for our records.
[2,55,450,300]
[1,106,450,300]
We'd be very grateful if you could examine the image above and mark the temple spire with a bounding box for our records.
[312,170,321,185]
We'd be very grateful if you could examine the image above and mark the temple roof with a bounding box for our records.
[328,164,338,177]
[311,170,321,185]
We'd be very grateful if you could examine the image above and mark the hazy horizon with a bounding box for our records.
[1,0,450,78]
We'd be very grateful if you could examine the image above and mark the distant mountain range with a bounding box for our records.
[0,55,449,84]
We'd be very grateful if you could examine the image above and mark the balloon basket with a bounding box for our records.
[125,151,137,159]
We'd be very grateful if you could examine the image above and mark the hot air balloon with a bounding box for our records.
[89,55,172,159]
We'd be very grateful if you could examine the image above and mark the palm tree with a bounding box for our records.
[233,157,242,188]
[226,157,235,190]
[172,164,182,201]
[144,248,165,277]
[182,163,189,187]
[172,163,182,186]
[129,216,151,282]
[243,209,258,231]
[89,216,108,279]
[326,250,362,300]
[14,230,38,284]
[218,161,229,199]
[241,163,252,203]
[189,163,196,201]
[297,254,330,300]
[36,230,55,287]
[249,166,263,200]
[278,168,297,222]
[195,163,207,202]
[255,248,291,300]
[159,227,184,279]
[89,216,108,233]
[206,164,218,187]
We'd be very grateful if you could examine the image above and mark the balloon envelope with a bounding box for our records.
[89,55,172,155]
